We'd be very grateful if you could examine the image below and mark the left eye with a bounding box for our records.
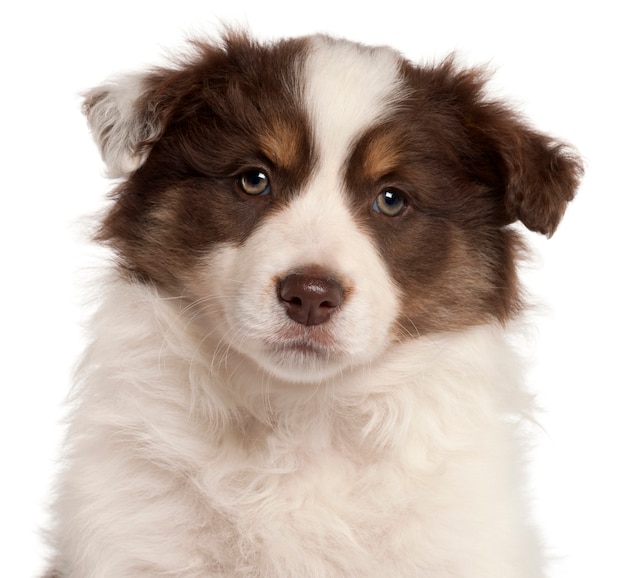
[373,189,407,217]
[238,169,271,196]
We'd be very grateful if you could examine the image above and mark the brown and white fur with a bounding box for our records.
[45,32,582,577]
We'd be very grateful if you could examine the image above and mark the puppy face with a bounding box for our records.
[85,34,581,382]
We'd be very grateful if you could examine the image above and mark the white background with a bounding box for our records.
[1,1,624,576]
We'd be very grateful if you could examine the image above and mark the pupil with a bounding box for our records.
[384,191,398,206]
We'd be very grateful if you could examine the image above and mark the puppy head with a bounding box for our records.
[84,33,582,382]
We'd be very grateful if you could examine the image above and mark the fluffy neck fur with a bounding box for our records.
[51,276,542,577]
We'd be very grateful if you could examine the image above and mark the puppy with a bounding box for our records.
[46,32,582,577]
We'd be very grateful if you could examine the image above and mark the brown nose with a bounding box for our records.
[279,273,344,326]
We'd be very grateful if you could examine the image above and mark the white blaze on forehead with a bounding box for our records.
[304,35,405,176]
[268,36,406,267]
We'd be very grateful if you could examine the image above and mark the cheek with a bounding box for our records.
[168,181,272,247]
[382,219,451,282]
[102,180,275,290]
[378,219,507,334]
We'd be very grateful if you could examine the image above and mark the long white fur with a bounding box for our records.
[51,280,542,577]
[48,37,545,577]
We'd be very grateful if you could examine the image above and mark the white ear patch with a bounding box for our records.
[83,74,160,178]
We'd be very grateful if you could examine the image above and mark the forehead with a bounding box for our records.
[179,36,406,178]
[302,36,405,174]
[139,35,426,226]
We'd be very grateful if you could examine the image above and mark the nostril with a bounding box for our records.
[279,273,344,326]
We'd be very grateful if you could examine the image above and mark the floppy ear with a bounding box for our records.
[82,38,232,178]
[82,73,168,178]
[440,62,583,237]
[489,113,583,237]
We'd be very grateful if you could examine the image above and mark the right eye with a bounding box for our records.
[238,169,271,196]
[373,188,407,217]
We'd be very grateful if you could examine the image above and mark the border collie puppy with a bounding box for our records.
[45,32,582,577]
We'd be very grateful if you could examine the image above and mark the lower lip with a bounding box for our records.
[271,340,331,357]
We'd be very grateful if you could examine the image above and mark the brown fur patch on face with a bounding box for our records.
[347,124,521,335]
[345,57,580,336]
[96,34,315,290]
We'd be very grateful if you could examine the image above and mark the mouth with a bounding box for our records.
[270,338,333,358]
[270,321,340,353]
[255,330,348,381]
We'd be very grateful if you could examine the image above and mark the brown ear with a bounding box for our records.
[434,61,584,237]
[81,53,203,178]
[494,118,583,237]
[82,39,235,179]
